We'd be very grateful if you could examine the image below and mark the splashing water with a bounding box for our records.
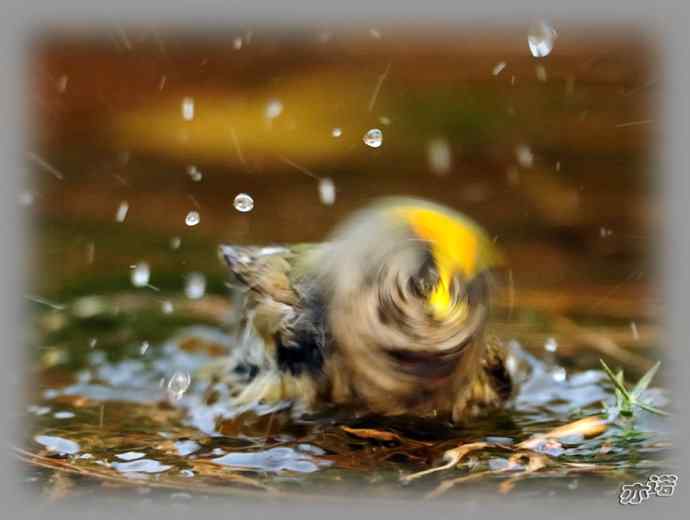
[363,128,383,148]
[527,21,558,58]
[427,138,452,175]
[115,201,129,223]
[318,178,336,206]
[233,193,254,213]
[130,262,151,288]
[184,273,206,300]
[265,99,283,120]
[167,371,191,401]
[185,211,200,226]
[181,97,195,121]
[186,165,203,182]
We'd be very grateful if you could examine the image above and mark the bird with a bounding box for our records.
[214,197,514,424]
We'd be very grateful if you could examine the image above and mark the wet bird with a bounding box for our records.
[215,197,513,424]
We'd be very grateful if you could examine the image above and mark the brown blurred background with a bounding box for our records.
[26,24,659,326]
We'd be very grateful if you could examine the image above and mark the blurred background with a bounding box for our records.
[28,23,657,303]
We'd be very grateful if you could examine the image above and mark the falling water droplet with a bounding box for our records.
[186,165,203,182]
[167,372,191,400]
[233,193,254,213]
[551,367,567,383]
[515,144,534,168]
[131,262,150,288]
[162,301,174,314]
[181,97,195,121]
[318,178,336,206]
[233,37,243,50]
[115,201,129,223]
[185,211,200,226]
[544,337,558,353]
[363,128,383,148]
[427,138,452,175]
[185,272,206,300]
[265,99,283,120]
[492,61,507,76]
[535,64,548,82]
[630,322,639,341]
[527,21,558,58]
[170,236,181,250]
[331,128,342,138]
[140,341,150,355]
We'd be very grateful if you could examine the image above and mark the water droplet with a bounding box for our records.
[184,272,206,300]
[53,411,75,419]
[331,127,342,138]
[34,435,80,455]
[181,97,195,121]
[131,262,150,288]
[186,165,203,182]
[233,37,243,50]
[167,371,191,400]
[115,201,129,223]
[536,64,548,82]
[427,138,452,175]
[544,337,558,353]
[162,301,174,314]
[140,341,150,355]
[600,227,613,238]
[88,337,98,349]
[369,28,382,39]
[318,178,336,206]
[551,366,567,383]
[185,211,200,226]
[265,99,283,120]
[492,61,507,76]
[233,193,254,213]
[555,161,561,172]
[630,322,639,341]
[379,116,391,126]
[515,144,534,168]
[170,236,181,250]
[527,21,558,58]
[363,128,383,148]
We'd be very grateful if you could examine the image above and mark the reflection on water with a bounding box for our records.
[21,24,669,501]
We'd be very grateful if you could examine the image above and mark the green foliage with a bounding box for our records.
[599,359,668,418]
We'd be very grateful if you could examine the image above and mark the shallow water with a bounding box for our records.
[20,288,672,502]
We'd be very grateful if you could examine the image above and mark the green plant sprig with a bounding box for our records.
[599,359,668,417]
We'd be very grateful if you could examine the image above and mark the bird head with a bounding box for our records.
[316,197,505,409]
